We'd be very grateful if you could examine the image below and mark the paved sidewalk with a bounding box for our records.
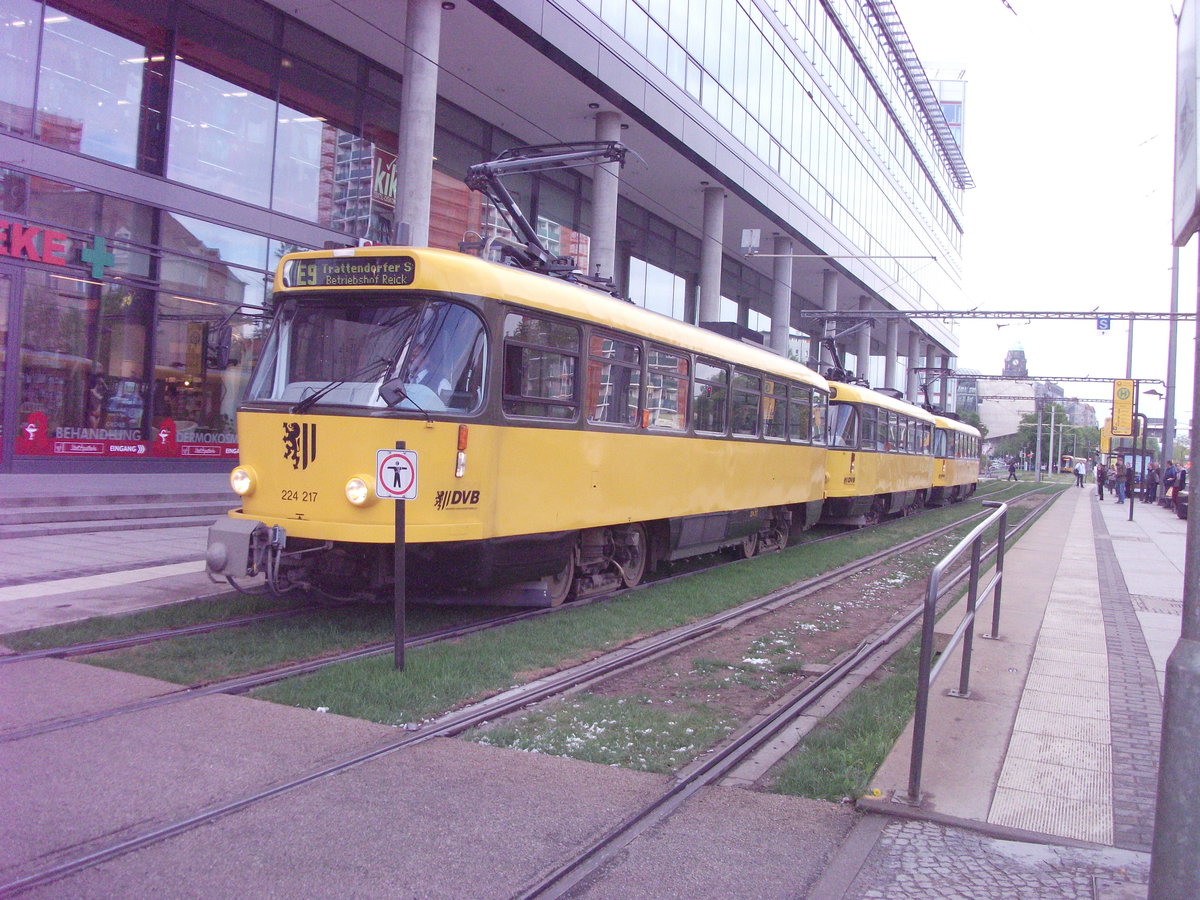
[837,485,1184,898]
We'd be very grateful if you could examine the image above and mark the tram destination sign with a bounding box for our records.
[283,255,415,288]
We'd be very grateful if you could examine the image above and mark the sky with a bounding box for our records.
[896,0,1195,435]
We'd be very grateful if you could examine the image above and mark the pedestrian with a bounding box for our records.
[1096,462,1107,500]
[1163,461,1177,507]
[1007,459,1018,481]
[1114,459,1127,504]
[1073,459,1086,488]
[1125,459,1135,503]
[1146,463,1160,504]
[1171,465,1187,511]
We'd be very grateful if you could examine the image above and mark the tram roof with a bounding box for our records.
[827,380,936,422]
[276,246,829,391]
[932,414,981,437]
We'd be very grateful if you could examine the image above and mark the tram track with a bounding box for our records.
[0,486,1060,896]
[0,482,1042,744]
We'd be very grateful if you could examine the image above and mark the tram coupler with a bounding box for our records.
[206,518,272,577]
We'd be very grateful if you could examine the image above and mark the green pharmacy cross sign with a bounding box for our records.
[80,236,116,279]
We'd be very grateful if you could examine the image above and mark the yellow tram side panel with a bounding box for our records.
[823,447,933,499]
[932,415,982,489]
[227,410,828,544]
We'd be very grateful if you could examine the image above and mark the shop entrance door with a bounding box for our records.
[0,264,21,473]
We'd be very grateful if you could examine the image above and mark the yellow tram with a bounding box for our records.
[206,246,830,604]
[820,382,937,525]
[931,415,982,505]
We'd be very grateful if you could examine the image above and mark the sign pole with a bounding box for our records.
[393,440,406,671]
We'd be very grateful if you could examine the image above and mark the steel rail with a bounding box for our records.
[0,606,318,664]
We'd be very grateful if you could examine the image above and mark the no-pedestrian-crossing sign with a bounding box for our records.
[376,449,418,499]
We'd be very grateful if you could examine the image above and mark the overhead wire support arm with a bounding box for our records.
[462,141,632,296]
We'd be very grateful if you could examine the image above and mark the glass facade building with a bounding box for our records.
[0,0,967,471]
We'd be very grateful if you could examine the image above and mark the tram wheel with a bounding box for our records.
[863,497,886,527]
[616,523,649,588]
[735,531,759,559]
[545,547,577,606]
[773,518,790,552]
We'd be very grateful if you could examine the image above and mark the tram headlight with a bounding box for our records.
[230,466,257,497]
[345,475,376,506]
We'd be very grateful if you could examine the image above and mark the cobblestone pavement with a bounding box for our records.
[843,820,1150,899]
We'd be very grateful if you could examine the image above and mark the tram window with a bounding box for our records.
[586,332,641,426]
[762,379,787,439]
[933,428,948,458]
[884,411,899,451]
[645,347,688,430]
[502,313,579,419]
[788,384,812,443]
[731,372,761,436]
[692,358,728,434]
[811,391,828,444]
[829,403,858,448]
[860,406,878,450]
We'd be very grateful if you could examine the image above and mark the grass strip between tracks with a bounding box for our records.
[253,480,1052,727]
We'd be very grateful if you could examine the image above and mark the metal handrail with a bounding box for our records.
[902,499,1008,805]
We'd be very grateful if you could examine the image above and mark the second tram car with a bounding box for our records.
[820,382,938,525]
[206,246,831,604]
[931,415,982,505]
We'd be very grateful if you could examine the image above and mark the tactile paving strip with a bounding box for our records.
[988,497,1114,845]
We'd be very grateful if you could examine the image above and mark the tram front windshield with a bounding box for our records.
[247,296,487,413]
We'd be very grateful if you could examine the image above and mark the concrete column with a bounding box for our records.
[590,111,622,282]
[820,269,838,371]
[395,0,443,246]
[906,331,922,403]
[884,319,899,392]
[856,297,872,383]
[938,353,952,410]
[770,234,793,357]
[698,186,725,322]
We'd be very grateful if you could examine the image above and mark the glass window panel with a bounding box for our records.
[502,312,578,419]
[646,346,687,431]
[160,213,270,307]
[98,194,154,279]
[692,357,727,433]
[152,296,260,451]
[829,402,857,448]
[762,378,786,439]
[0,0,41,135]
[168,60,275,207]
[731,371,759,436]
[811,390,827,443]
[35,7,165,169]
[788,384,812,443]
[586,332,640,426]
[16,272,153,453]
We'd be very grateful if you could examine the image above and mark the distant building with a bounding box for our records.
[974,347,1097,454]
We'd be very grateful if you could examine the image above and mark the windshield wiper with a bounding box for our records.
[291,357,392,414]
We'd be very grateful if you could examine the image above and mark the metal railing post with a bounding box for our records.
[950,538,982,698]
[905,567,942,804]
[986,503,1006,639]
